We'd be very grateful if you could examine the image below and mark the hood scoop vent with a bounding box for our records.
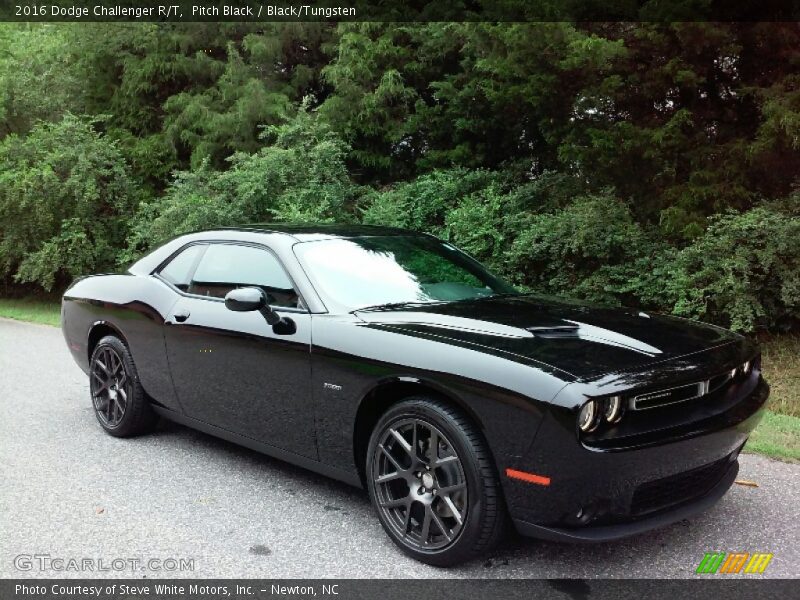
[527,325,580,339]
[527,320,663,357]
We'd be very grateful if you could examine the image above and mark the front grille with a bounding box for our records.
[631,371,737,411]
[632,381,705,410]
[631,456,732,516]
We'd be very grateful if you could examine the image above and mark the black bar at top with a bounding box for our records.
[0,0,798,23]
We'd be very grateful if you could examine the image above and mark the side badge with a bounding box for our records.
[323,383,342,391]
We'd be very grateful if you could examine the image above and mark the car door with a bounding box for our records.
[160,241,316,458]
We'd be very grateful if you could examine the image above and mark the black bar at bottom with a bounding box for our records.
[0,579,791,600]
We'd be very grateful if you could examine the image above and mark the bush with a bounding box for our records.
[361,168,503,232]
[442,182,507,263]
[443,171,588,276]
[504,193,661,305]
[663,204,800,332]
[0,114,139,290]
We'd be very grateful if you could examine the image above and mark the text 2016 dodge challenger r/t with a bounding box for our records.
[61,224,768,566]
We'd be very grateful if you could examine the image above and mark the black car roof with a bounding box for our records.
[128,223,429,285]
[219,223,419,240]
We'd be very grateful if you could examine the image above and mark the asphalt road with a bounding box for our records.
[0,317,798,579]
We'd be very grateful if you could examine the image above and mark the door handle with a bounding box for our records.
[172,308,191,323]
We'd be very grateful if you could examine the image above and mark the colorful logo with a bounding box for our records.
[696,552,773,574]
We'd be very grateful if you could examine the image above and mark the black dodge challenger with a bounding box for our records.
[61,224,768,566]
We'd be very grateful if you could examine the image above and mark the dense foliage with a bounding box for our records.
[0,115,138,290]
[0,22,798,331]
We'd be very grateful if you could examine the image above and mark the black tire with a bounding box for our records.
[89,335,158,437]
[366,396,507,566]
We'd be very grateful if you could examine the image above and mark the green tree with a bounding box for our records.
[319,23,622,180]
[559,23,800,238]
[0,22,797,332]
[126,106,360,256]
[0,114,139,290]
[0,24,85,138]
[68,23,335,186]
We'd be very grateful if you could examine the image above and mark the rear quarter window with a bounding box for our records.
[158,244,206,290]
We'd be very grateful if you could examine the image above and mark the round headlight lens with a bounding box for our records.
[578,400,599,432]
[604,395,623,423]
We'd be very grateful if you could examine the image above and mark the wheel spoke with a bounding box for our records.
[435,455,458,467]
[390,428,412,455]
[380,496,408,509]
[95,359,111,377]
[428,429,439,464]
[420,509,432,545]
[442,495,463,525]
[379,444,404,473]
[92,380,110,396]
[111,354,124,378]
[112,396,125,420]
[401,503,412,535]
[376,471,404,484]
[438,482,466,495]
[431,509,453,541]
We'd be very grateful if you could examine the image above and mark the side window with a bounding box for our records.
[158,244,206,291]
[188,244,300,308]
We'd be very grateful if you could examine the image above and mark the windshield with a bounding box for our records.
[293,235,518,311]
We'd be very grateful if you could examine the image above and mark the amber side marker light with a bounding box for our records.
[505,468,551,486]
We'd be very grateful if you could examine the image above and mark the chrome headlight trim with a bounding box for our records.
[578,400,599,432]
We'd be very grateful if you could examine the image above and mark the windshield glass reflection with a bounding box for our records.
[294,236,518,311]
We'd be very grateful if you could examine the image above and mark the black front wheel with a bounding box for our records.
[89,335,158,437]
[366,397,507,566]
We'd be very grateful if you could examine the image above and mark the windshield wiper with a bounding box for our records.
[469,292,524,302]
[352,301,439,314]
[353,293,523,313]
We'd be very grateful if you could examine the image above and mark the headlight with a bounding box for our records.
[603,395,623,423]
[578,400,599,432]
[743,360,752,375]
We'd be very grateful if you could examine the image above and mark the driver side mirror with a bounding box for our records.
[224,287,296,334]
[224,287,266,312]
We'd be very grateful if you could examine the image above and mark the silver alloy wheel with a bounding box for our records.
[372,418,468,551]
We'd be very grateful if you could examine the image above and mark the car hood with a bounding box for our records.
[354,295,743,380]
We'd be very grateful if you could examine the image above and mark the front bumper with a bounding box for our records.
[505,377,768,541]
[514,458,738,542]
